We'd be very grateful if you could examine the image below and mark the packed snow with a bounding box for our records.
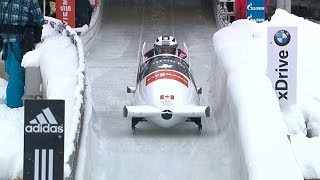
[213,9,320,179]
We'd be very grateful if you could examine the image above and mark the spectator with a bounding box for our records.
[0,0,44,108]
[49,0,57,18]
[76,0,93,27]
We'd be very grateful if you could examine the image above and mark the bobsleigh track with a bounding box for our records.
[82,0,247,179]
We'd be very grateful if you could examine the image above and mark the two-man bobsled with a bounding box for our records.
[123,36,210,133]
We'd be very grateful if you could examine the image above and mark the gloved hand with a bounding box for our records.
[34,26,43,43]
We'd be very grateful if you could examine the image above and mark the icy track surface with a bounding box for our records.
[84,0,243,179]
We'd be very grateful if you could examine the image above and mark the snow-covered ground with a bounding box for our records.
[213,9,320,179]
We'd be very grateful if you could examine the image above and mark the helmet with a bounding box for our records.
[154,35,178,55]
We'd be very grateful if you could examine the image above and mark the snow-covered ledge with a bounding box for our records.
[23,1,102,179]
[23,16,86,179]
[211,19,304,180]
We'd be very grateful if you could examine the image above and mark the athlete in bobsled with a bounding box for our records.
[123,35,210,133]
[144,35,187,59]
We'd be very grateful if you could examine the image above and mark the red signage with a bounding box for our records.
[56,0,75,28]
[160,95,174,100]
[146,70,189,87]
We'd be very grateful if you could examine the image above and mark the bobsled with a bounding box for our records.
[123,42,210,133]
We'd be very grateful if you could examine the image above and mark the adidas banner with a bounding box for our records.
[267,26,297,109]
[23,99,65,180]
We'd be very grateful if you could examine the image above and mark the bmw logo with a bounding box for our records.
[274,30,291,46]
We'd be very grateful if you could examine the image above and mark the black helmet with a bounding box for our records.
[154,35,178,55]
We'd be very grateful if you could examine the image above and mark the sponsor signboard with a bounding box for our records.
[267,26,297,108]
[247,0,265,22]
[23,99,65,180]
[56,0,75,28]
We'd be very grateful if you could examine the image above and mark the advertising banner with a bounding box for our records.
[23,99,65,180]
[56,0,75,28]
[267,26,297,108]
[247,0,265,22]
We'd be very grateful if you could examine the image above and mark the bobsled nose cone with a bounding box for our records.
[161,110,172,120]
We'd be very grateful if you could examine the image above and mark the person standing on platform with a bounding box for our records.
[0,0,44,108]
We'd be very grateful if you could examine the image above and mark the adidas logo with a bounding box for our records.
[25,107,64,134]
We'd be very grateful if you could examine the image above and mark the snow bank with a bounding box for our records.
[20,3,102,177]
[211,9,314,180]
[269,9,320,179]
[22,17,86,178]
[0,79,24,178]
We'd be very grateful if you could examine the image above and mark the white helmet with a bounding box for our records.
[154,35,178,55]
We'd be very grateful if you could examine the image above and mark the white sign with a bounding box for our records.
[267,26,297,108]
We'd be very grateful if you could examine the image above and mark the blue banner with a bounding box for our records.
[246,0,265,23]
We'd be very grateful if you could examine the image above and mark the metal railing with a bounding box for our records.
[213,0,234,29]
